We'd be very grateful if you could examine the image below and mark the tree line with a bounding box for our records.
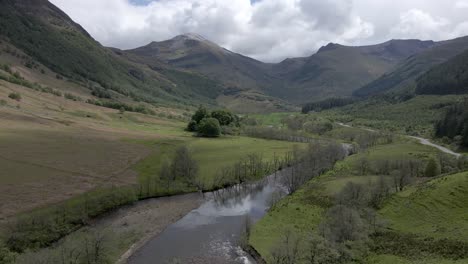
[435,99,468,148]
[301,97,356,114]
[416,49,468,95]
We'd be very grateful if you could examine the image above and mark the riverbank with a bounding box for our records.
[114,193,205,263]
[11,192,204,264]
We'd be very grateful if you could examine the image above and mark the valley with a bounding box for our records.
[1,0,468,264]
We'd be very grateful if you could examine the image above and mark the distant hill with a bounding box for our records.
[268,40,435,103]
[129,36,435,104]
[354,36,468,97]
[0,0,224,106]
[2,0,467,111]
[127,34,276,91]
[416,49,468,95]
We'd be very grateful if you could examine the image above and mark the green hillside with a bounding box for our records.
[273,40,434,103]
[354,36,468,97]
[380,171,468,241]
[0,0,224,106]
[416,49,468,95]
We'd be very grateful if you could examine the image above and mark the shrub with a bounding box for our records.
[91,87,112,99]
[8,92,21,101]
[425,157,441,177]
[187,120,198,132]
[198,118,221,137]
[211,109,236,126]
[0,99,7,106]
[64,93,81,101]
[191,105,209,123]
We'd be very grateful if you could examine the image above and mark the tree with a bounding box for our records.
[191,105,208,123]
[160,160,172,188]
[425,157,441,177]
[211,110,235,126]
[171,146,198,184]
[186,120,198,132]
[198,118,221,137]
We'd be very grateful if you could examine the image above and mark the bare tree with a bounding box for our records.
[171,146,199,185]
[269,230,301,264]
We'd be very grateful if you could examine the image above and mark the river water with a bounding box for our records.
[128,173,288,264]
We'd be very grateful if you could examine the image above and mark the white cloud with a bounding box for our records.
[49,0,468,62]
[390,9,450,40]
[455,0,468,8]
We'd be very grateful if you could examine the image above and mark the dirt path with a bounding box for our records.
[408,136,462,158]
[336,122,462,157]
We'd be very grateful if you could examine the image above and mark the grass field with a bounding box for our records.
[380,171,468,242]
[132,135,303,189]
[248,136,465,263]
[0,74,302,221]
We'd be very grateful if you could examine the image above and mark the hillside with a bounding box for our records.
[416,49,468,95]
[125,34,299,113]
[127,34,276,92]
[354,36,468,97]
[0,0,224,107]
[269,40,434,103]
[129,36,435,105]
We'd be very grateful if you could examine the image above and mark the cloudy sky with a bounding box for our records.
[50,0,468,62]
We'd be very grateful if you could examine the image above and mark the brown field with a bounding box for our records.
[0,77,186,220]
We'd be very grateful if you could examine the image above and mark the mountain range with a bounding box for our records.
[1,0,468,113]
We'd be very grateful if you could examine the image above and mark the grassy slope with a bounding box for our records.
[354,36,468,97]
[0,0,224,107]
[249,137,454,263]
[379,172,468,242]
[321,95,465,136]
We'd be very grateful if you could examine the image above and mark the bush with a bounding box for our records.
[91,87,112,99]
[425,157,441,177]
[211,110,236,126]
[187,120,198,132]
[64,93,82,101]
[8,92,21,101]
[0,246,16,264]
[198,118,221,137]
[191,106,209,123]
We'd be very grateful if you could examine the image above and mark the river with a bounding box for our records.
[128,174,288,264]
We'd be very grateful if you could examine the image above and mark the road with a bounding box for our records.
[336,122,462,158]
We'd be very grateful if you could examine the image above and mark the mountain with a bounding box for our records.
[354,36,468,97]
[415,48,468,95]
[268,39,435,103]
[125,34,297,112]
[1,0,464,111]
[127,34,276,91]
[128,36,435,105]
[0,0,224,106]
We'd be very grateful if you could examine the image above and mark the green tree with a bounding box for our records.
[425,157,441,177]
[191,105,208,123]
[211,110,235,126]
[198,118,221,137]
[186,120,198,132]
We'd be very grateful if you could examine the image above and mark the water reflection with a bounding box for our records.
[129,173,288,264]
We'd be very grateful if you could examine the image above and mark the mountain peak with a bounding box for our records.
[171,33,209,42]
[317,43,342,53]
